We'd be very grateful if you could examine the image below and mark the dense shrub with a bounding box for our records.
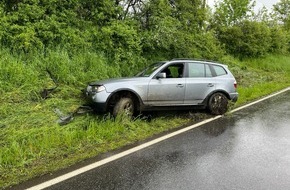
[269,26,289,54]
[218,21,272,57]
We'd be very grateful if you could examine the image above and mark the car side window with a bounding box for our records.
[188,63,205,77]
[205,64,213,77]
[213,65,227,76]
[161,64,184,78]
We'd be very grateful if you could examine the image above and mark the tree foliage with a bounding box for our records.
[0,0,289,64]
[213,0,255,27]
[273,0,290,30]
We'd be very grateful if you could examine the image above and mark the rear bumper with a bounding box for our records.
[229,92,239,102]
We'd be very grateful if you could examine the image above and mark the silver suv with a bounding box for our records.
[85,59,238,116]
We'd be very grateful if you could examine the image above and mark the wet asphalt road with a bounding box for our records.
[46,91,290,190]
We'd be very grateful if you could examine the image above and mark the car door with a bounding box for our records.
[147,64,186,106]
[184,62,216,105]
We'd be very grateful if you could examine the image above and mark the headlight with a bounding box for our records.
[91,85,106,93]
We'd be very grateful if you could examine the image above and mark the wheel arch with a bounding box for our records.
[106,89,143,112]
[203,90,230,107]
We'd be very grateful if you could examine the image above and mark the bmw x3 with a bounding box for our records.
[85,59,238,117]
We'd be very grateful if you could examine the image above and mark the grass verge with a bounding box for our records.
[0,52,290,189]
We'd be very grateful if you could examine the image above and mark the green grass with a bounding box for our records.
[234,55,290,106]
[0,103,190,188]
[0,50,290,189]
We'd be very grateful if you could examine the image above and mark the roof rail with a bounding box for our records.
[171,58,193,60]
[171,58,218,63]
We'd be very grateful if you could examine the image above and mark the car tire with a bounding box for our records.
[208,93,228,115]
[113,97,134,117]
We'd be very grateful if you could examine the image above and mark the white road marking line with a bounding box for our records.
[27,87,290,190]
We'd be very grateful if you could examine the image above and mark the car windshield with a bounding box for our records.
[135,62,166,77]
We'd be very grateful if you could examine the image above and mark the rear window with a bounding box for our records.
[212,65,227,76]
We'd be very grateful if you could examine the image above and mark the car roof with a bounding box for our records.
[168,59,227,67]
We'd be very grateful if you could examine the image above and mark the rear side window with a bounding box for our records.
[205,64,213,77]
[212,65,227,76]
[188,63,205,77]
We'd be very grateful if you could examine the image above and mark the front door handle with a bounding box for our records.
[176,84,184,88]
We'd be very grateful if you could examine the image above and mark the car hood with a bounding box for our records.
[89,77,148,86]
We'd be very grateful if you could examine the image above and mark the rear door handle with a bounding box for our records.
[207,83,214,87]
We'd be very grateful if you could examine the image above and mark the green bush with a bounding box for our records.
[218,20,272,57]
[269,26,289,54]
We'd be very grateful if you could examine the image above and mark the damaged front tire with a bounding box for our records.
[113,97,134,118]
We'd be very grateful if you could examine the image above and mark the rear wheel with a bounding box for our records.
[208,93,228,115]
[113,97,134,117]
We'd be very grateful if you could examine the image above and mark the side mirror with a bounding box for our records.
[156,72,166,79]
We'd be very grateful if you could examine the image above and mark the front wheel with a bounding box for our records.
[113,97,134,117]
[208,93,228,115]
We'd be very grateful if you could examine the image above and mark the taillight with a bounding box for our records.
[234,82,237,89]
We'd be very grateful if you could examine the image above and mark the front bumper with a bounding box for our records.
[88,102,107,112]
[84,89,111,112]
